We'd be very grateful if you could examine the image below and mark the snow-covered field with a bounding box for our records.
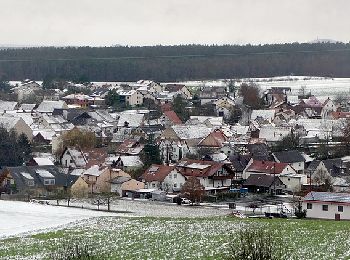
[0,199,233,239]
[0,200,121,238]
[179,76,350,99]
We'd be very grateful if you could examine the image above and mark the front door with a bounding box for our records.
[335,214,341,221]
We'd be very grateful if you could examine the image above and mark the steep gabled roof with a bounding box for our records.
[163,110,182,125]
[141,164,175,182]
[246,160,290,175]
[176,159,225,177]
[164,84,186,92]
[198,130,227,148]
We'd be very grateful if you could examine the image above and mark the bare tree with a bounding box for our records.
[313,168,333,191]
[181,176,205,204]
[239,83,264,109]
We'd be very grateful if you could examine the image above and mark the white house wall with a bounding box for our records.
[303,202,350,220]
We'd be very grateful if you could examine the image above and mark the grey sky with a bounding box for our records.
[1,0,348,46]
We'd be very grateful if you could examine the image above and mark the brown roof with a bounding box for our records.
[198,130,227,148]
[161,103,173,112]
[164,84,185,92]
[176,159,225,177]
[141,164,175,182]
[331,111,350,119]
[163,110,182,124]
[246,160,289,175]
[82,148,108,169]
[116,139,143,155]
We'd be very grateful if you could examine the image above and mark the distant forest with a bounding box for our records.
[0,43,350,82]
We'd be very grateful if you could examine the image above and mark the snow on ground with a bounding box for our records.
[0,200,123,238]
[178,76,350,99]
[53,198,233,218]
[0,199,234,238]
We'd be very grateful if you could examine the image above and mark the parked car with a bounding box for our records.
[181,198,192,204]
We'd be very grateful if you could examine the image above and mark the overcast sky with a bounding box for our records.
[1,0,348,46]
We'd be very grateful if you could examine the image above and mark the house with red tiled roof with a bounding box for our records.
[159,110,182,126]
[198,129,228,149]
[243,160,307,192]
[140,164,186,192]
[176,159,235,188]
[329,111,350,120]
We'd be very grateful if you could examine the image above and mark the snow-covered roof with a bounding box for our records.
[186,163,211,170]
[0,101,17,111]
[189,116,223,126]
[287,95,300,104]
[0,116,23,130]
[231,125,249,135]
[172,124,211,140]
[20,172,34,180]
[107,156,144,167]
[119,156,144,167]
[33,157,54,166]
[36,169,54,178]
[66,148,87,168]
[10,113,34,126]
[117,112,144,128]
[37,100,68,113]
[62,94,92,100]
[43,114,67,125]
[251,110,275,121]
[83,165,103,177]
[259,126,291,142]
[19,103,36,111]
[70,168,85,176]
[33,130,56,141]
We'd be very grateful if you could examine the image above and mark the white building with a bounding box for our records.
[140,164,186,192]
[303,191,350,220]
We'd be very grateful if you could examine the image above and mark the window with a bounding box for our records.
[173,173,177,179]
[27,180,34,187]
[307,203,312,209]
[152,183,156,188]
[44,179,55,186]
[173,183,177,188]
[338,206,344,212]
[322,205,328,211]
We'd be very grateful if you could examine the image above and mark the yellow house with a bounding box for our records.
[70,176,89,198]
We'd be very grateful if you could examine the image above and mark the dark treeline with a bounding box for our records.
[0,43,350,81]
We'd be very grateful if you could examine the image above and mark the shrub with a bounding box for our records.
[228,227,285,260]
[49,241,104,260]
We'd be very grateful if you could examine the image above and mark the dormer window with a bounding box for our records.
[44,179,55,186]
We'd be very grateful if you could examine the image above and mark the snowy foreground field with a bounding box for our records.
[1,201,350,259]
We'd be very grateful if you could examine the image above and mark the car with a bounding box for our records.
[181,198,192,204]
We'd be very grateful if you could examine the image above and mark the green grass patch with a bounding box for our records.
[1,217,350,259]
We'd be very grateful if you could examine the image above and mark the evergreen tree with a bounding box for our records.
[105,89,122,109]
[173,95,189,122]
[142,134,161,167]
[0,127,31,167]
